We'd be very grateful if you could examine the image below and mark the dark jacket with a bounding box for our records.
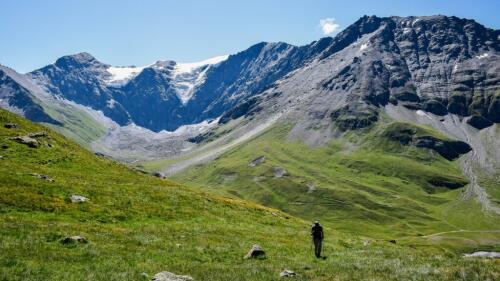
[311,224,324,239]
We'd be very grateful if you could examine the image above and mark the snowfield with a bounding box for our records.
[104,55,228,103]
[105,65,147,87]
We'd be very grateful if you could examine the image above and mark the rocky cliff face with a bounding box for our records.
[0,66,60,124]
[2,15,499,137]
[24,38,335,132]
[29,53,132,125]
[228,15,499,134]
[186,38,335,123]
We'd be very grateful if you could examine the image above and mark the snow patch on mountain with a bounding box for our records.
[170,55,229,104]
[104,55,228,102]
[476,53,489,59]
[105,65,148,87]
[173,55,229,75]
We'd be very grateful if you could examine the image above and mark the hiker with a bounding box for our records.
[311,220,324,258]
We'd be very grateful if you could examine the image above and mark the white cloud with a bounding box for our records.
[319,18,340,35]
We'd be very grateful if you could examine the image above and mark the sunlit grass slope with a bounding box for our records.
[1,109,499,281]
[173,121,500,242]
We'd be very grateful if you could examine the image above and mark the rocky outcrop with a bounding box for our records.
[244,244,266,259]
[413,136,471,160]
[219,97,262,124]
[330,104,379,131]
[382,123,472,160]
[10,135,39,148]
[466,115,494,130]
[427,176,467,189]
[151,272,193,281]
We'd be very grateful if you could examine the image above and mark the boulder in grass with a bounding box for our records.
[28,131,47,138]
[4,123,18,129]
[272,167,288,178]
[10,136,39,148]
[153,172,166,179]
[70,194,88,203]
[280,269,297,278]
[61,235,87,244]
[248,156,265,167]
[151,271,193,281]
[463,251,500,259]
[29,173,54,182]
[244,244,266,259]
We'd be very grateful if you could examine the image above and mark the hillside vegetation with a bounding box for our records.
[1,109,499,280]
[172,121,500,244]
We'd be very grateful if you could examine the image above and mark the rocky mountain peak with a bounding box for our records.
[54,52,105,69]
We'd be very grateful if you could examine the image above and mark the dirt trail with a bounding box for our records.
[422,229,500,238]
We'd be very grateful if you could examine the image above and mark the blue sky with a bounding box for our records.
[1,0,499,73]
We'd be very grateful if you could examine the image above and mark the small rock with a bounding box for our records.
[70,195,88,203]
[272,167,288,178]
[153,172,166,179]
[10,136,39,148]
[0,155,3,160]
[248,156,265,167]
[388,239,397,244]
[253,176,266,182]
[463,251,500,259]
[306,182,316,193]
[151,271,193,281]
[280,269,297,278]
[4,123,18,129]
[61,235,87,244]
[29,173,54,182]
[1,144,8,149]
[244,244,266,259]
[28,131,47,138]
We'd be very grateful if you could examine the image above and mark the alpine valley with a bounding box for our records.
[1,15,500,281]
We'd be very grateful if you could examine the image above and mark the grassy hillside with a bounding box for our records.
[40,102,107,148]
[1,109,499,281]
[172,121,500,243]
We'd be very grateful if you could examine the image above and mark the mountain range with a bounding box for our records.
[1,14,500,279]
[1,14,500,217]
